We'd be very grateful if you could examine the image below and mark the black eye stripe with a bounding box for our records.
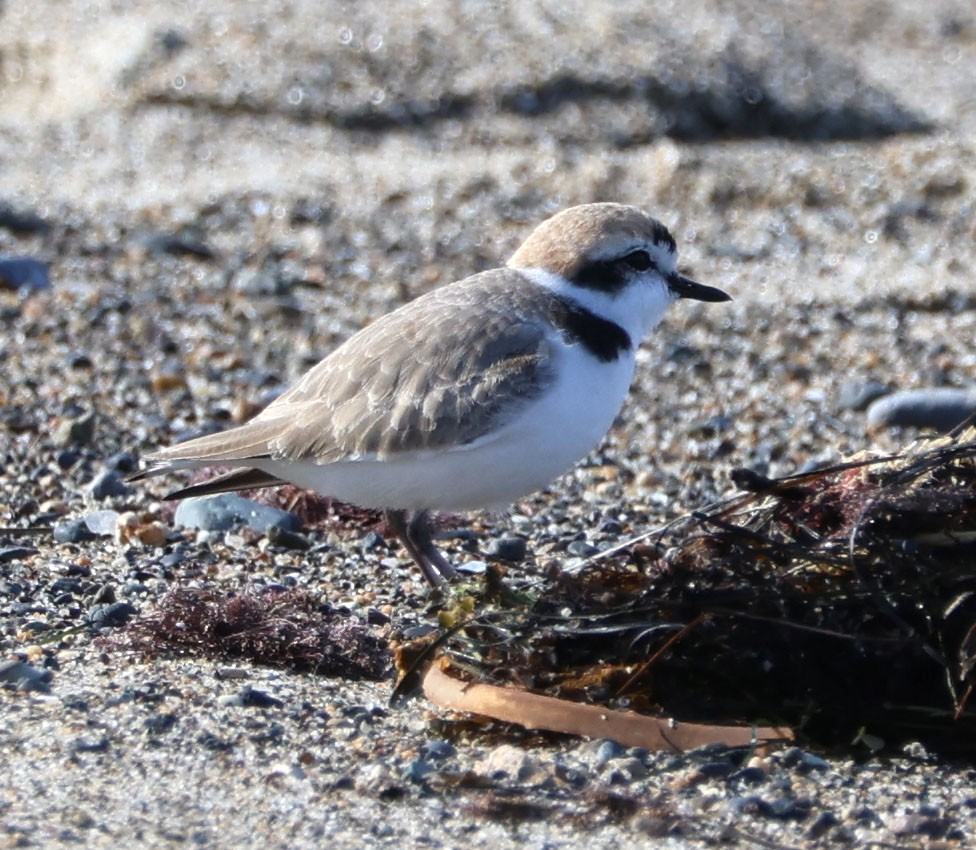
[571,244,671,293]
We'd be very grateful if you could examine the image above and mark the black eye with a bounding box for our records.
[621,250,652,271]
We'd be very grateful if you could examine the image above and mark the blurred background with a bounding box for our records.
[1,0,972,305]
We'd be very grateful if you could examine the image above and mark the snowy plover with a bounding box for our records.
[134,203,730,585]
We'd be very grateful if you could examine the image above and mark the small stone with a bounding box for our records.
[484,535,528,562]
[89,601,137,628]
[85,510,121,536]
[0,203,50,234]
[566,540,599,558]
[72,736,110,753]
[55,408,96,447]
[175,494,301,534]
[867,388,976,432]
[219,685,283,708]
[0,659,53,692]
[106,452,138,473]
[837,378,889,411]
[807,811,839,839]
[698,760,735,779]
[145,713,178,734]
[403,758,434,782]
[594,739,626,767]
[56,449,81,469]
[115,512,169,547]
[0,255,50,293]
[86,470,130,500]
[53,518,96,544]
[889,813,949,838]
[730,766,767,784]
[617,756,648,780]
[360,530,384,552]
[91,584,117,604]
[265,525,311,550]
[476,744,543,782]
[0,546,38,563]
[420,741,456,762]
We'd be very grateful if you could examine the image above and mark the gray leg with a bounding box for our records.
[407,511,458,582]
[384,509,450,587]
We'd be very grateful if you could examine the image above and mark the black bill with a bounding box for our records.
[667,273,732,303]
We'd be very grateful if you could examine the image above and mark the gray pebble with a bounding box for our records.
[566,540,599,558]
[484,535,528,562]
[265,525,311,550]
[699,760,736,779]
[0,546,38,563]
[594,738,626,767]
[867,388,976,432]
[360,530,385,552]
[837,378,889,411]
[72,736,110,753]
[174,494,301,534]
[145,713,178,734]
[86,470,131,500]
[218,685,283,708]
[0,660,53,692]
[89,601,137,628]
[0,255,50,293]
[890,812,949,838]
[53,518,96,544]
[403,758,434,782]
[106,452,138,473]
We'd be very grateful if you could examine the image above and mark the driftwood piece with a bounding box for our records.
[423,661,792,750]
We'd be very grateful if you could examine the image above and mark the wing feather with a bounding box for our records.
[142,270,558,473]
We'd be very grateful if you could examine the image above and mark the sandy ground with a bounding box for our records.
[2,1,976,847]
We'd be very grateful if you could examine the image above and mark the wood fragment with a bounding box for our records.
[423,661,792,750]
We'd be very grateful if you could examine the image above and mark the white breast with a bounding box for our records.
[254,334,637,512]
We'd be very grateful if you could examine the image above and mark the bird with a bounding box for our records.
[132,203,731,586]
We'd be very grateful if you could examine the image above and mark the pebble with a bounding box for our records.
[89,601,138,628]
[0,255,50,293]
[837,378,889,411]
[218,685,284,708]
[54,408,96,447]
[477,744,544,782]
[0,660,52,692]
[889,812,950,838]
[593,738,626,767]
[403,758,435,783]
[84,510,122,536]
[53,518,97,544]
[174,494,301,534]
[0,202,50,234]
[866,388,976,432]
[265,525,312,551]
[86,470,131,500]
[566,540,599,558]
[484,535,528,562]
[420,740,456,762]
[0,546,38,563]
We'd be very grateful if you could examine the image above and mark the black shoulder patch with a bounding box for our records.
[549,295,632,362]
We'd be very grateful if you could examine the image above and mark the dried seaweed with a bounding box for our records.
[410,427,976,752]
[119,588,390,680]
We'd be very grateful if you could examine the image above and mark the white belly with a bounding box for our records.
[255,343,637,512]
